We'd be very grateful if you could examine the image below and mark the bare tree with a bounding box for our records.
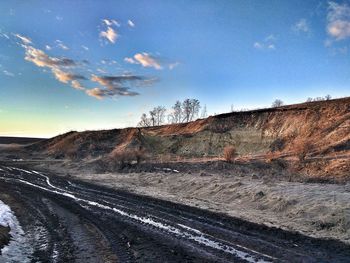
[201,104,207,118]
[182,99,192,122]
[137,113,151,127]
[149,110,156,126]
[182,99,200,122]
[272,99,284,107]
[138,99,202,126]
[325,94,332,100]
[189,99,200,121]
[306,97,313,102]
[150,106,166,126]
[313,97,324,101]
[168,100,182,123]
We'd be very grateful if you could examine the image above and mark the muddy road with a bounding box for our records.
[0,165,349,262]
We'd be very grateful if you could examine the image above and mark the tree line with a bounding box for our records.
[271,95,332,108]
[138,99,207,127]
[138,94,334,127]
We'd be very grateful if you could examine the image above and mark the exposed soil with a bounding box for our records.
[1,164,350,262]
[20,97,350,180]
[0,226,10,254]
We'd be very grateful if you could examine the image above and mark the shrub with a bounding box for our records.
[270,138,285,152]
[223,146,237,162]
[296,140,313,161]
[110,148,146,168]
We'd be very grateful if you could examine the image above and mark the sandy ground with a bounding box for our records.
[68,171,350,244]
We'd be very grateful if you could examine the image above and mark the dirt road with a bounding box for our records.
[0,165,349,262]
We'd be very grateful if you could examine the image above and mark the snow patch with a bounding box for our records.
[0,199,33,262]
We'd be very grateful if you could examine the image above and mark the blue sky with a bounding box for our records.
[0,0,349,137]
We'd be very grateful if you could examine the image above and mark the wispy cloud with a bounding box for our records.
[124,57,136,64]
[100,26,118,44]
[0,33,10,39]
[24,46,76,68]
[81,45,89,51]
[55,40,69,50]
[125,53,162,69]
[128,19,135,27]
[100,19,119,44]
[14,34,32,45]
[3,70,15,77]
[16,35,86,92]
[327,1,350,41]
[87,74,152,99]
[14,33,157,99]
[52,68,86,84]
[168,62,180,70]
[71,80,85,90]
[292,19,310,34]
[253,35,276,51]
[102,19,120,27]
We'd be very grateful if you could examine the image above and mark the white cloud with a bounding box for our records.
[126,53,162,69]
[14,34,32,45]
[86,88,104,99]
[3,70,14,77]
[264,34,277,42]
[125,53,179,70]
[124,57,136,64]
[1,33,10,39]
[45,45,52,50]
[327,2,350,40]
[292,19,310,33]
[19,42,88,93]
[57,43,69,50]
[253,42,263,49]
[71,80,85,90]
[55,40,69,50]
[169,62,180,70]
[81,45,89,51]
[52,68,86,84]
[100,26,118,44]
[254,35,276,51]
[24,46,76,68]
[128,19,135,27]
[15,34,158,100]
[102,19,120,27]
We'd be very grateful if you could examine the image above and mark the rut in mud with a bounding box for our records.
[0,165,350,262]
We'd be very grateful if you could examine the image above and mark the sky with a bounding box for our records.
[0,0,349,137]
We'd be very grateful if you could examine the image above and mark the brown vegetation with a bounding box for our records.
[109,148,146,168]
[223,146,237,162]
[24,97,350,179]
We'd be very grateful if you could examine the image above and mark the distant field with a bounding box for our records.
[0,137,45,145]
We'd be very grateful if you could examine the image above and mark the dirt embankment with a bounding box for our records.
[23,97,350,180]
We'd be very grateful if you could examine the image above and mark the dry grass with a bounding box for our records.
[110,149,146,168]
[223,146,237,162]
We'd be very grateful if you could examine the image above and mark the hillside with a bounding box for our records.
[0,137,44,145]
[27,97,350,180]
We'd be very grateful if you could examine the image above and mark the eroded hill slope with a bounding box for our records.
[27,97,350,178]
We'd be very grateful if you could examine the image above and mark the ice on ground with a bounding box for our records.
[0,200,33,262]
